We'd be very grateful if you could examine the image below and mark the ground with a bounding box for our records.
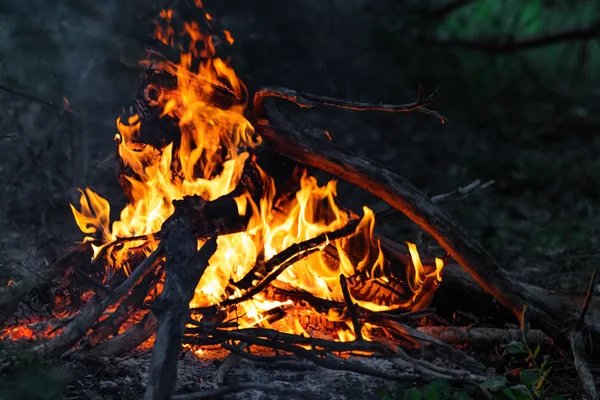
[0,0,599,399]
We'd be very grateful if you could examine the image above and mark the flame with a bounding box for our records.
[68,7,444,343]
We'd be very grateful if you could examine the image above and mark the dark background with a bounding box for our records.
[1,0,599,308]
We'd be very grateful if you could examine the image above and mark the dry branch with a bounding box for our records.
[31,246,164,357]
[74,312,158,358]
[144,206,218,400]
[191,219,359,314]
[417,326,552,347]
[0,243,91,329]
[252,81,447,123]
[570,271,598,400]
[340,274,363,341]
[86,271,160,347]
[253,98,597,349]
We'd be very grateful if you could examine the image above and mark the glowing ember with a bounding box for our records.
[68,4,445,343]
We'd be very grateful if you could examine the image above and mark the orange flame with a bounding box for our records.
[70,7,444,342]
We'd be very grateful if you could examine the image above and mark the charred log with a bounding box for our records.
[144,205,218,400]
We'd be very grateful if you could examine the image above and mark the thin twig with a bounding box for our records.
[213,343,247,386]
[575,270,596,331]
[191,220,359,313]
[570,271,598,400]
[253,79,447,123]
[340,274,363,341]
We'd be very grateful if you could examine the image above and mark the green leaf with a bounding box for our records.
[505,341,528,355]
[406,388,423,400]
[424,379,450,400]
[520,369,539,387]
[532,344,541,360]
[480,376,508,392]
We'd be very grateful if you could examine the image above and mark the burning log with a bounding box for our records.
[74,312,158,358]
[85,271,161,347]
[144,204,218,400]
[252,93,600,349]
[0,243,92,329]
[31,247,164,357]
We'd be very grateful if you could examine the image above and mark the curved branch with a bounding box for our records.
[252,79,447,123]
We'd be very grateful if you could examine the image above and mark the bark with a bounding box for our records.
[144,207,217,400]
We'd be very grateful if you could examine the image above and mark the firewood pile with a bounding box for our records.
[1,1,598,399]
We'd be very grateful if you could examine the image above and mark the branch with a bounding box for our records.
[191,220,359,313]
[31,247,164,357]
[570,271,598,400]
[144,206,218,400]
[422,21,600,54]
[252,79,447,123]
[417,326,552,347]
[340,274,363,341]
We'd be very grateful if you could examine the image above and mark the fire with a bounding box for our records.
[69,5,444,343]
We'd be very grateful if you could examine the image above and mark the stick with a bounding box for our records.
[340,274,363,341]
[570,271,598,400]
[252,80,447,123]
[253,101,594,349]
[213,343,247,386]
[417,326,552,347]
[185,327,390,355]
[86,271,160,347]
[144,206,218,400]
[31,247,164,357]
[172,382,320,400]
[191,220,359,314]
[0,243,92,329]
[73,312,158,358]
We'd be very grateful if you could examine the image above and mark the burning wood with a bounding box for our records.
[1,1,597,398]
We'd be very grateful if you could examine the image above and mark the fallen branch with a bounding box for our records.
[31,246,164,357]
[73,312,158,358]
[570,271,598,400]
[417,326,552,347]
[253,99,596,349]
[172,382,320,400]
[0,243,91,329]
[86,271,160,347]
[213,342,247,386]
[144,205,218,400]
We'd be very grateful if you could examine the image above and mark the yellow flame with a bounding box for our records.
[69,7,444,342]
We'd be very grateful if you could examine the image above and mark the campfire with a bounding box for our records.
[1,2,598,399]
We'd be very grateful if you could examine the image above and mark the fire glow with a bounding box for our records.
[67,4,444,345]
